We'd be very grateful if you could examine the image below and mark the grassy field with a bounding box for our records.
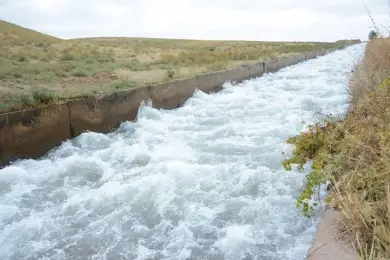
[283,38,390,259]
[0,20,358,113]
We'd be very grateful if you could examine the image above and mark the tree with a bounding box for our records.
[368,30,378,40]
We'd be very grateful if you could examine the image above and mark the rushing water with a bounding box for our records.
[0,44,365,260]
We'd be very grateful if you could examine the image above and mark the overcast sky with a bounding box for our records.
[0,0,388,41]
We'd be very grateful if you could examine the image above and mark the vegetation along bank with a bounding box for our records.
[283,38,390,259]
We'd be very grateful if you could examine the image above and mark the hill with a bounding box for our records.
[0,20,61,46]
[0,20,360,113]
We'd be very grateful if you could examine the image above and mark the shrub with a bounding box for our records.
[206,62,227,71]
[110,80,136,90]
[158,63,175,70]
[34,42,45,48]
[368,30,379,40]
[282,119,345,216]
[40,56,50,62]
[32,88,55,104]
[62,63,76,72]
[55,70,67,77]
[20,93,37,106]
[18,55,28,62]
[0,57,12,67]
[71,69,89,77]
[12,71,23,78]
[166,69,175,79]
[121,58,150,71]
[60,52,76,61]
[85,58,97,64]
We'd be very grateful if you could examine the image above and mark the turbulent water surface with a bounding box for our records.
[0,44,364,260]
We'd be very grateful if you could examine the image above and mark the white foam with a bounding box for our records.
[0,44,365,260]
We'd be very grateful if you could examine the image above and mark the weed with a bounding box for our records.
[32,88,56,104]
[20,93,37,106]
[71,69,89,77]
[60,51,76,61]
[85,58,97,64]
[206,62,227,71]
[17,55,28,62]
[110,80,137,90]
[166,69,175,79]
[121,59,150,71]
[55,70,67,77]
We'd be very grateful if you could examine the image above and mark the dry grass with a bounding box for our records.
[335,38,390,259]
[0,20,359,112]
[283,38,390,259]
[348,39,390,106]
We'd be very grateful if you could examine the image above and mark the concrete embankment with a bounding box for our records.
[307,208,359,260]
[0,47,351,167]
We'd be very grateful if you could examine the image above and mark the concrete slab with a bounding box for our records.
[0,104,71,165]
[307,208,359,260]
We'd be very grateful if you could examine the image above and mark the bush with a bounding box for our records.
[20,93,37,106]
[121,58,150,71]
[40,56,50,62]
[368,30,379,40]
[34,42,45,48]
[206,62,227,71]
[85,58,97,64]
[32,88,55,104]
[17,55,28,62]
[71,69,89,77]
[166,69,175,79]
[12,71,23,78]
[110,80,136,90]
[60,52,76,61]
[157,63,174,70]
[282,120,345,216]
[55,70,68,77]
[62,63,76,72]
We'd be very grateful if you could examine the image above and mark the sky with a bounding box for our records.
[0,0,388,41]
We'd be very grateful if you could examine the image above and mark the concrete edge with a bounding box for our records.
[306,208,359,260]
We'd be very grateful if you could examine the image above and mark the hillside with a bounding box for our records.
[0,20,61,46]
[0,20,360,113]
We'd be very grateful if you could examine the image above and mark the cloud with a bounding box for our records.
[0,0,388,41]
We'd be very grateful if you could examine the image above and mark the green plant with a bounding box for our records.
[12,71,23,78]
[34,42,45,48]
[282,120,345,216]
[20,93,36,106]
[17,55,28,62]
[71,69,89,77]
[55,70,67,77]
[62,63,76,72]
[85,58,97,64]
[206,62,227,71]
[60,52,75,61]
[110,80,136,90]
[0,103,7,111]
[121,59,150,71]
[32,88,55,104]
[166,69,175,79]
[368,30,379,40]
